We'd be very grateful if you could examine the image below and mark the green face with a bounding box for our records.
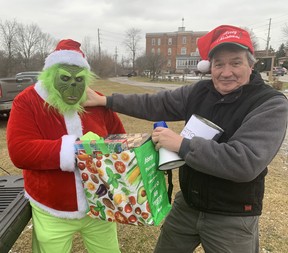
[54,65,86,105]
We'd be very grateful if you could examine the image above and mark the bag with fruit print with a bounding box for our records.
[75,135,172,226]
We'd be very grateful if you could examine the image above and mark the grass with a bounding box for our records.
[1,79,287,253]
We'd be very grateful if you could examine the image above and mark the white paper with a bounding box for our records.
[181,114,223,140]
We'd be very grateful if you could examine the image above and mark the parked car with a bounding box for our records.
[15,71,41,83]
[121,71,137,77]
[272,67,285,76]
[127,72,136,77]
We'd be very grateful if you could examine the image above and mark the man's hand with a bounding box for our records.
[82,87,107,107]
[152,127,183,152]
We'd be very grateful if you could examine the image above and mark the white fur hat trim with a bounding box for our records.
[197,60,211,73]
[43,50,90,70]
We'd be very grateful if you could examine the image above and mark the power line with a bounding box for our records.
[246,14,288,50]
[95,28,146,59]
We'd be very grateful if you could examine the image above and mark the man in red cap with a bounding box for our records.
[83,24,288,252]
[7,39,124,253]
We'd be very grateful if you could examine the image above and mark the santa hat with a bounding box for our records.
[197,25,254,73]
[43,39,90,70]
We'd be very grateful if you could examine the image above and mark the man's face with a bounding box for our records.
[210,49,252,95]
[54,65,86,105]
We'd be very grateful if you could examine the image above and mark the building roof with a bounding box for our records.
[146,28,208,37]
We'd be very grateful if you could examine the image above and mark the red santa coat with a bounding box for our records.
[7,82,125,219]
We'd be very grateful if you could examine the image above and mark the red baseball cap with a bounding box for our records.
[197,25,254,61]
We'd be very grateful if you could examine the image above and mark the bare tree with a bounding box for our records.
[16,23,43,69]
[0,19,20,75]
[81,36,106,76]
[123,28,142,72]
[145,53,167,80]
[0,19,58,74]
[81,36,95,60]
[135,54,148,76]
[242,27,259,50]
[37,33,56,64]
[282,23,288,46]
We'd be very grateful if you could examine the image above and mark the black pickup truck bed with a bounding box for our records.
[0,175,31,253]
[0,77,35,117]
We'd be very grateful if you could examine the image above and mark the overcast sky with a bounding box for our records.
[1,0,288,59]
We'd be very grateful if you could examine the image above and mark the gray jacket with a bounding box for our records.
[107,77,288,183]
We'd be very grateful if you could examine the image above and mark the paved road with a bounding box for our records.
[109,77,190,90]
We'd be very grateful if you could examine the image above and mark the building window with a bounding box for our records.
[152,38,155,46]
[181,47,186,55]
[157,48,161,55]
[157,38,161,46]
[182,36,186,44]
[168,48,172,55]
[151,48,155,54]
[176,58,200,69]
[167,59,171,67]
[168,38,172,45]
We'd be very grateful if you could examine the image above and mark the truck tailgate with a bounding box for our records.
[0,78,34,102]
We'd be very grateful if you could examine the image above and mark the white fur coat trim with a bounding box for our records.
[25,191,87,219]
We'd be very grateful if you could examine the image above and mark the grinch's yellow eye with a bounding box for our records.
[75,76,83,82]
[61,75,70,81]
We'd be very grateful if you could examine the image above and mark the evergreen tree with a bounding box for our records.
[275,43,286,65]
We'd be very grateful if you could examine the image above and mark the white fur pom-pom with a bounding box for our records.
[197,60,211,73]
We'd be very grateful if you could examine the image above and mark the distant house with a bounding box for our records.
[278,46,288,66]
[254,50,276,58]
[146,26,207,74]
[254,50,276,71]
[255,47,288,67]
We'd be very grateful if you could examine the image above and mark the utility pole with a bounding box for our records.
[97,28,101,60]
[265,18,273,82]
[266,18,271,56]
[114,46,118,76]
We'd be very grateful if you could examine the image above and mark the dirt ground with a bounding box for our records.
[1,80,287,253]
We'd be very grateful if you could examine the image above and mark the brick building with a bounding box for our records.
[145,26,208,74]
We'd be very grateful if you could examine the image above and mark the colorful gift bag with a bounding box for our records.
[75,135,171,226]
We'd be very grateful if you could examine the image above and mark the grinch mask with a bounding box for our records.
[54,65,86,105]
[39,64,93,114]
